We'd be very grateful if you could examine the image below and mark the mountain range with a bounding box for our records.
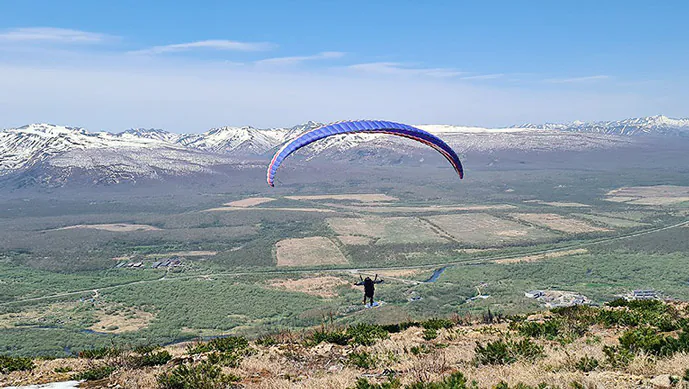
[1,115,687,187]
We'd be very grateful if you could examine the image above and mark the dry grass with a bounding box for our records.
[285,194,398,202]
[267,276,351,298]
[573,213,647,228]
[204,206,336,213]
[145,251,218,258]
[606,185,689,206]
[51,223,161,232]
[510,213,611,233]
[88,309,155,334]
[335,235,374,245]
[427,213,555,245]
[275,237,348,267]
[494,248,588,264]
[225,197,276,207]
[525,200,591,208]
[321,203,516,213]
[327,217,448,244]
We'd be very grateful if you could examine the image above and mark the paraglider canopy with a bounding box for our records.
[266,120,463,186]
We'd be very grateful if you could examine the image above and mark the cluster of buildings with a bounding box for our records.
[113,257,183,269]
[625,289,661,301]
[524,290,590,308]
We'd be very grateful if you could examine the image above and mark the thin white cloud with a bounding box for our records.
[545,75,610,84]
[347,62,463,78]
[132,40,275,55]
[0,27,111,44]
[460,73,504,80]
[256,51,345,66]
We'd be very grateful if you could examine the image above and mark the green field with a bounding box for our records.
[1,164,688,356]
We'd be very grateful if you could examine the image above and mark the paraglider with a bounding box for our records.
[266,120,463,187]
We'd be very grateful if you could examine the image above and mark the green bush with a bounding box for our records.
[308,328,350,346]
[406,371,474,389]
[129,350,172,368]
[511,320,561,339]
[76,346,121,359]
[348,351,378,369]
[575,355,599,372]
[0,355,35,374]
[255,335,278,347]
[54,366,73,373]
[157,361,239,389]
[423,328,438,341]
[353,376,402,389]
[381,321,420,333]
[602,345,634,368]
[474,339,544,366]
[71,365,116,381]
[347,323,389,346]
[421,318,454,330]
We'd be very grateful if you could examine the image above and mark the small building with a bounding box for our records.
[151,261,161,269]
[630,290,659,300]
[525,290,544,299]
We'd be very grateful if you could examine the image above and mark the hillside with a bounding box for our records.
[3,300,689,389]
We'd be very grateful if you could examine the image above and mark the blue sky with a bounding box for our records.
[0,0,687,132]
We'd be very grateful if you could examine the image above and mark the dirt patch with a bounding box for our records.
[52,223,161,232]
[204,207,335,213]
[495,249,588,264]
[327,217,448,244]
[573,214,647,228]
[605,185,689,206]
[285,194,398,202]
[510,213,611,233]
[225,197,276,207]
[374,269,425,278]
[145,251,217,258]
[268,276,350,298]
[336,235,374,245]
[276,237,348,267]
[89,309,155,333]
[427,214,555,245]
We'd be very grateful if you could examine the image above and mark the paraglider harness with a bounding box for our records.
[355,274,384,305]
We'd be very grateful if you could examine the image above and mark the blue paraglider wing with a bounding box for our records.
[267,120,463,186]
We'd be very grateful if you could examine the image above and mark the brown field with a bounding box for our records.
[494,248,588,264]
[427,213,556,245]
[204,206,335,213]
[336,235,375,245]
[275,237,348,267]
[224,197,276,207]
[327,217,448,244]
[605,185,689,206]
[373,269,426,278]
[145,251,218,258]
[89,309,155,334]
[321,203,516,213]
[285,194,398,202]
[510,213,611,233]
[573,213,647,228]
[52,223,161,232]
[267,276,350,298]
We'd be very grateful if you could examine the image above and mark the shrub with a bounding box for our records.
[347,323,389,346]
[157,361,240,389]
[381,321,420,333]
[421,318,454,330]
[353,376,402,389]
[474,339,544,366]
[618,326,679,357]
[575,355,599,372]
[308,328,350,346]
[511,320,561,339]
[129,350,172,368]
[406,371,473,389]
[255,335,278,347]
[602,345,634,368]
[71,365,116,381]
[76,346,121,359]
[0,355,35,374]
[423,328,438,341]
[54,366,73,373]
[348,351,378,369]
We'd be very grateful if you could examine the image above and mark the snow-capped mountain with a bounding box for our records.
[515,115,689,136]
[0,115,686,187]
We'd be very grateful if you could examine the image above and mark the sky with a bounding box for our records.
[0,0,687,132]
